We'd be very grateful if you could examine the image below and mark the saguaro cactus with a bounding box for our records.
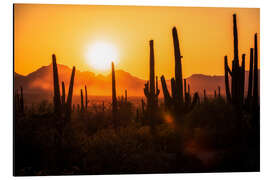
[102,101,105,112]
[156,76,159,104]
[247,48,254,104]
[143,40,160,129]
[253,33,259,107]
[66,66,75,118]
[224,14,247,106]
[85,85,88,111]
[224,56,232,102]
[52,54,61,115]
[160,75,172,108]
[125,89,127,103]
[172,27,184,105]
[112,62,117,128]
[144,40,160,109]
[80,89,84,112]
[61,82,65,107]
[52,54,75,118]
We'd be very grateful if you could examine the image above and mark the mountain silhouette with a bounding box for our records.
[14,63,260,103]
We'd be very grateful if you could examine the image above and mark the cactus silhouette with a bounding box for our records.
[156,76,159,105]
[125,89,127,103]
[112,62,117,129]
[52,54,61,115]
[253,33,259,107]
[224,14,246,105]
[172,27,183,105]
[160,27,200,111]
[191,92,200,109]
[61,82,65,108]
[52,54,75,120]
[80,89,84,112]
[171,78,176,100]
[247,48,254,105]
[66,66,75,119]
[102,101,105,112]
[77,104,80,113]
[224,56,232,102]
[85,85,88,112]
[224,14,259,108]
[160,75,172,109]
[240,54,246,104]
[143,40,160,129]
[144,40,160,108]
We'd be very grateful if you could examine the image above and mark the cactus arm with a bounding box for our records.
[224,56,232,102]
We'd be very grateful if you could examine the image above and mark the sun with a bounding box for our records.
[86,42,118,71]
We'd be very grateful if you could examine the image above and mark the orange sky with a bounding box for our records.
[14,4,260,80]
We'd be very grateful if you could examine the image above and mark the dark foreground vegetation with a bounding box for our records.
[14,14,259,176]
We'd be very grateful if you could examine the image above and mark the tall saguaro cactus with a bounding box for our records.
[112,62,117,128]
[224,14,246,106]
[224,14,259,108]
[240,54,246,104]
[66,66,75,118]
[172,27,184,105]
[85,85,88,111]
[125,89,127,103]
[160,27,199,112]
[247,48,254,104]
[143,40,160,129]
[52,54,62,115]
[253,33,259,107]
[144,40,160,109]
[80,89,84,112]
[61,82,66,107]
[52,54,76,128]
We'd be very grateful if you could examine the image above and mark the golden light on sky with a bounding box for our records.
[14,4,260,79]
[85,42,118,71]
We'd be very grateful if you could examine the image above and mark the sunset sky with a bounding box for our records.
[14,4,260,80]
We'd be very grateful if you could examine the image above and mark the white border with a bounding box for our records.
[1,0,269,179]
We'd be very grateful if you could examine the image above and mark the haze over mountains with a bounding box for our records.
[14,63,260,104]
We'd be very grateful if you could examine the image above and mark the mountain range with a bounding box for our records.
[14,63,260,104]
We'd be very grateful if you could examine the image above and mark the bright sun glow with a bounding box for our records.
[86,42,118,71]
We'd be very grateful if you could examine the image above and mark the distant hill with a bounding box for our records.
[14,63,260,104]
[14,63,145,97]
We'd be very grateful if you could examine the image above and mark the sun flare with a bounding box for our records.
[86,42,118,71]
